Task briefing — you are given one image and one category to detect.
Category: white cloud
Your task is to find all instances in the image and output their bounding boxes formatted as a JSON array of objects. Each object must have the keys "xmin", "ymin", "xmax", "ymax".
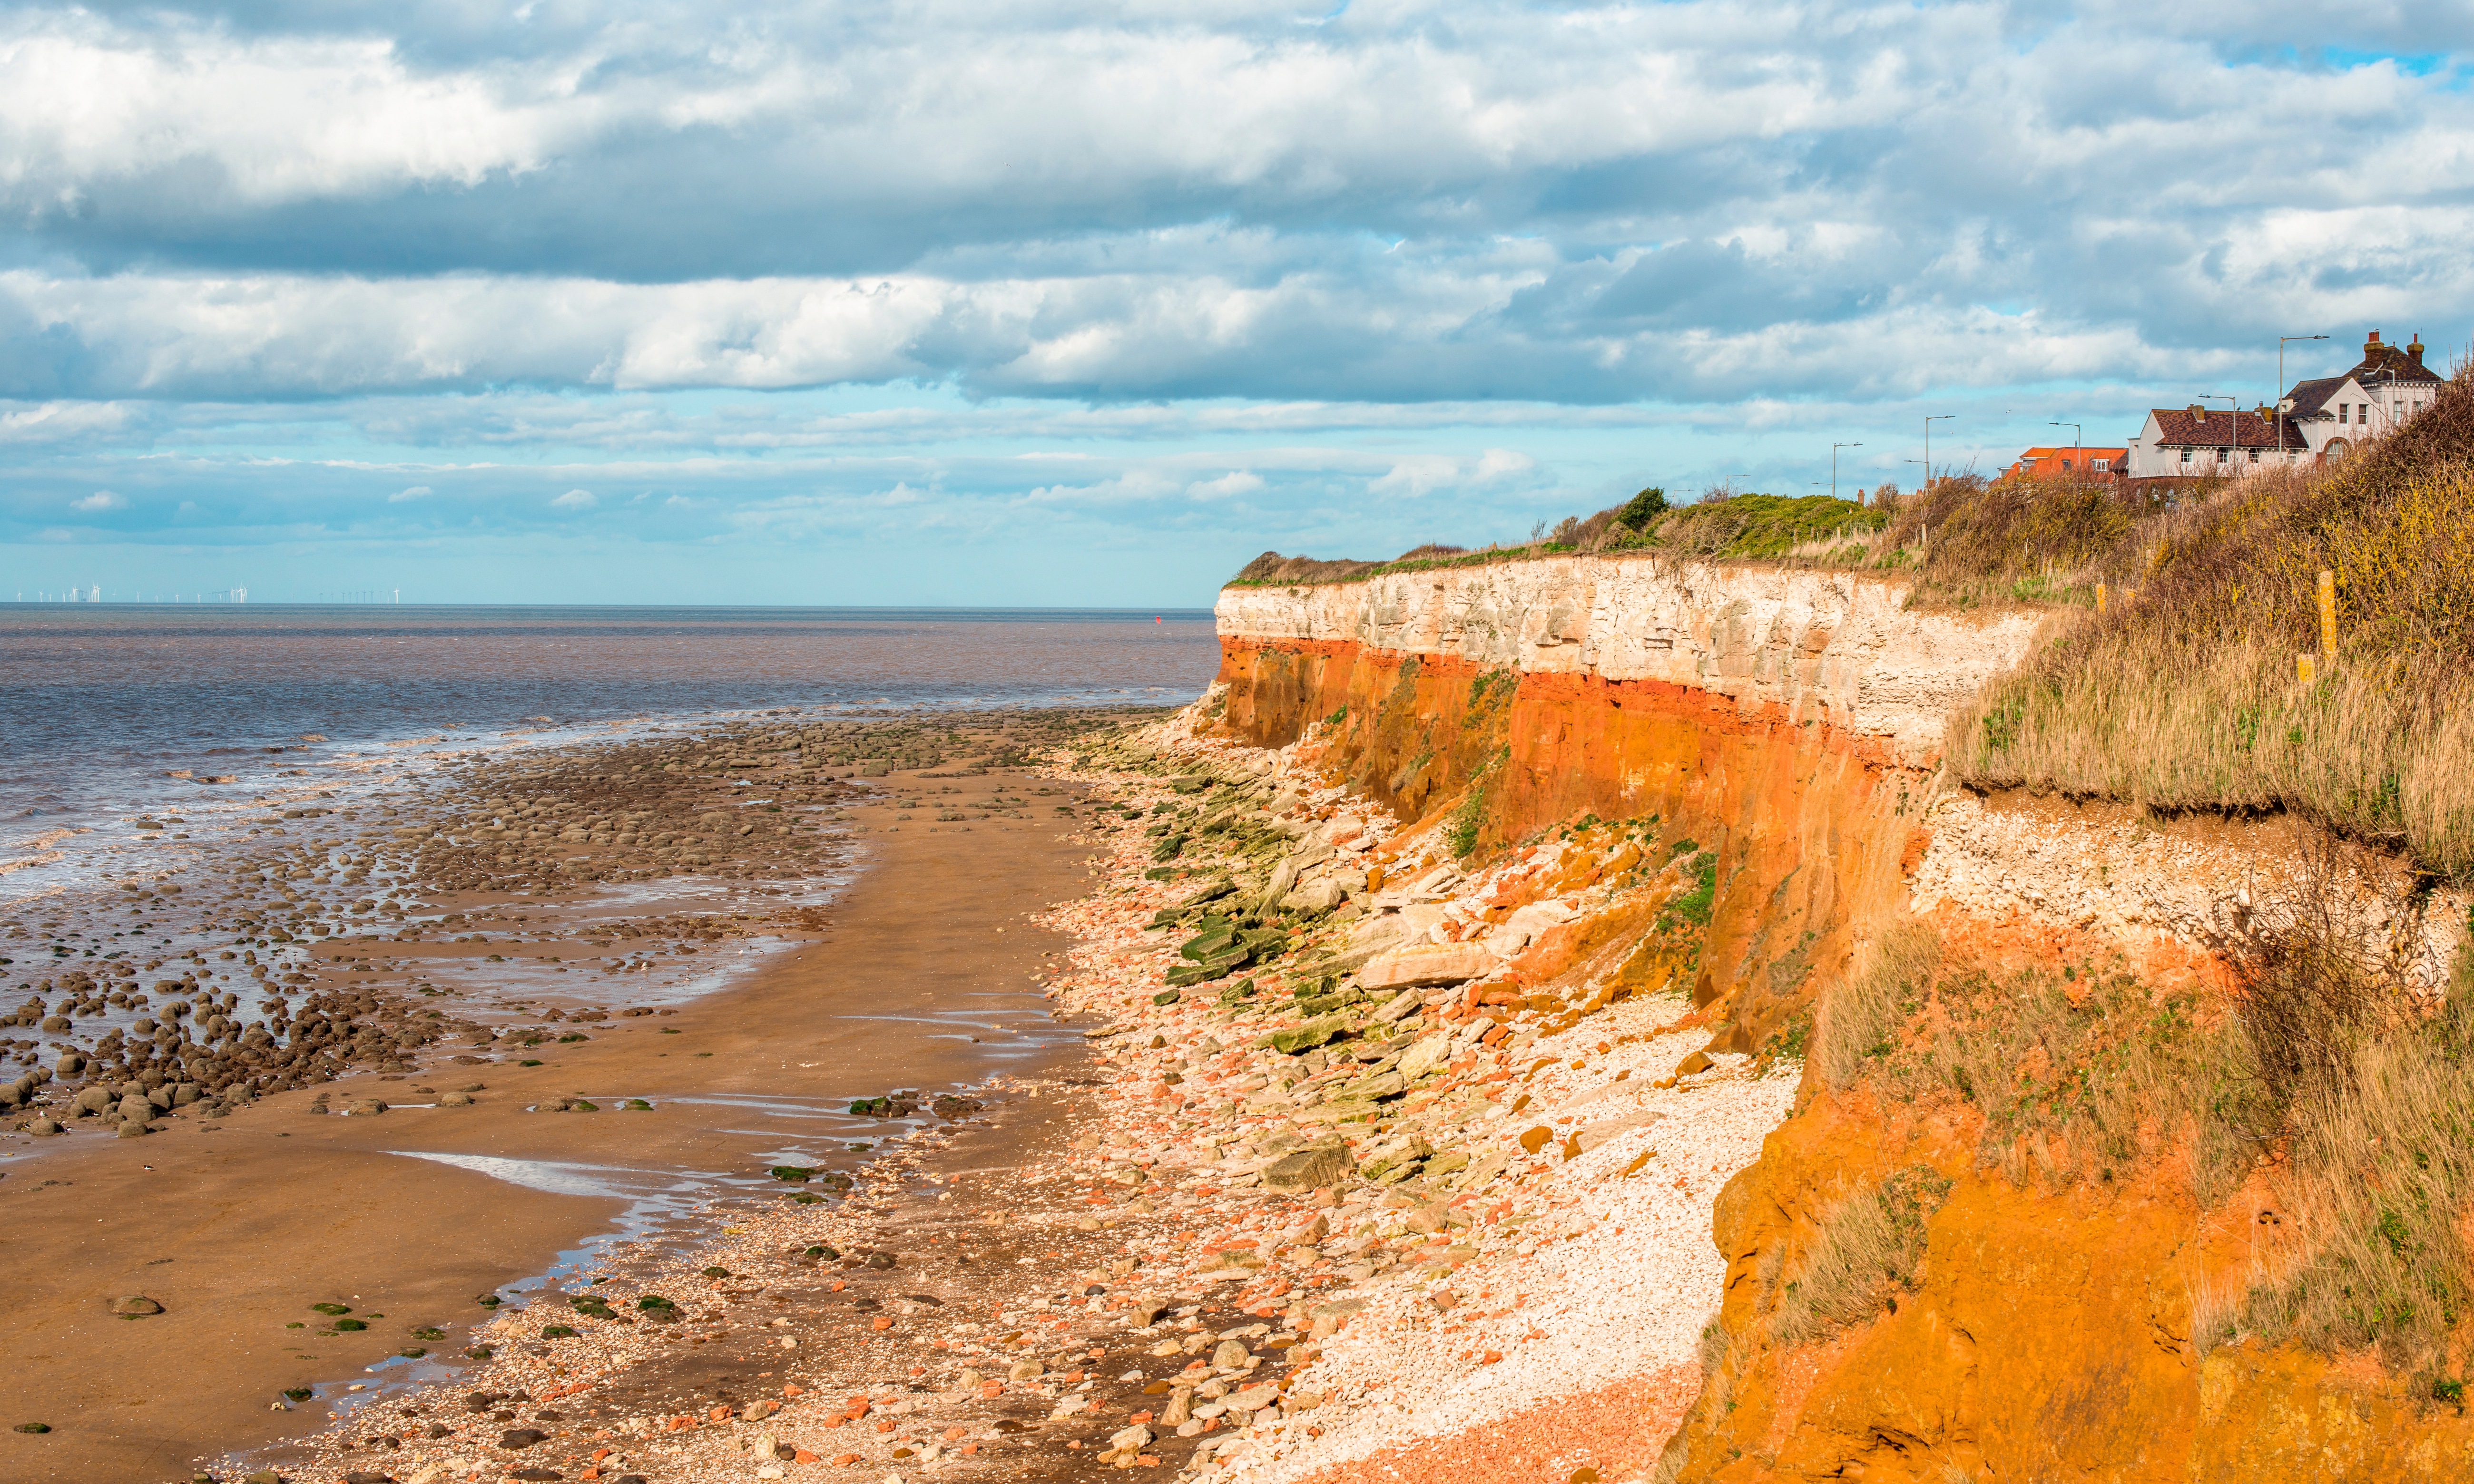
[
  {"xmin": 71, "ymin": 489, "xmax": 125, "ymax": 511},
  {"xmin": 0, "ymin": 400, "xmax": 131, "ymax": 445},
  {"xmin": 551, "ymin": 488, "xmax": 597, "ymax": 509},
  {"xmin": 1369, "ymin": 449, "xmax": 1537, "ymax": 499},
  {"xmin": 388, "ymin": 484, "xmax": 433, "ymax": 501},
  {"xmin": 1186, "ymin": 470, "xmax": 1265, "ymax": 500}
]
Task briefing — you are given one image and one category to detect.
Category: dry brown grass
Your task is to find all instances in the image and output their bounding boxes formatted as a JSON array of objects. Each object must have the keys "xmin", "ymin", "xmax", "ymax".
[
  {"xmin": 1818, "ymin": 922, "xmax": 2269, "ymax": 1203},
  {"xmin": 1817, "ymin": 923, "xmax": 1939, "ymax": 1092},
  {"xmin": 1768, "ymin": 1165, "xmax": 1951, "ymax": 1346},
  {"xmin": 2229, "ymin": 850, "xmax": 2474, "ymax": 1364},
  {"xmin": 1953, "ymin": 360, "xmax": 2474, "ymax": 880},
  {"xmin": 1884, "ymin": 472, "xmax": 2185, "ymax": 608}
]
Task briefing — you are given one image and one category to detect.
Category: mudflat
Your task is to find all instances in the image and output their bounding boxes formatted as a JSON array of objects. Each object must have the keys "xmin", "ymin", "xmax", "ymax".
[{"xmin": 0, "ymin": 769, "xmax": 1100, "ymax": 1484}]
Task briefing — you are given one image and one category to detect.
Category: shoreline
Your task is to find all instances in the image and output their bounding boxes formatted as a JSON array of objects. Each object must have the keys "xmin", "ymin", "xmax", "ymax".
[
  {"xmin": 0, "ymin": 709, "xmax": 1150, "ymax": 1483},
  {"xmin": 8, "ymin": 695, "xmax": 1787, "ymax": 1484}
]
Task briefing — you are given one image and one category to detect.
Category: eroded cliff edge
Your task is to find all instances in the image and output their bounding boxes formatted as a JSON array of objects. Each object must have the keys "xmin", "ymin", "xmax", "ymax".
[{"xmin": 1211, "ymin": 551, "xmax": 2474, "ymax": 1481}]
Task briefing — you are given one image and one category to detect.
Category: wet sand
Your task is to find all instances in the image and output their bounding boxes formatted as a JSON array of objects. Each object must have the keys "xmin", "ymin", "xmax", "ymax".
[{"xmin": 0, "ymin": 758, "xmax": 1107, "ymax": 1483}]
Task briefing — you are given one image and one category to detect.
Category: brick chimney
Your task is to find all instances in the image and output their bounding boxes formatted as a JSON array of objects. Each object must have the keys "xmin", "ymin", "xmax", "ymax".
[
  {"xmin": 2410, "ymin": 332, "xmax": 2425, "ymax": 367},
  {"xmin": 2366, "ymin": 329, "xmax": 2383, "ymax": 356}
]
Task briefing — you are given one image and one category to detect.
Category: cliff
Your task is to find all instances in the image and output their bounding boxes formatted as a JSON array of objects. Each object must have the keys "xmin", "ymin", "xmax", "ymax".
[{"xmin": 1208, "ymin": 550, "xmax": 2474, "ymax": 1481}]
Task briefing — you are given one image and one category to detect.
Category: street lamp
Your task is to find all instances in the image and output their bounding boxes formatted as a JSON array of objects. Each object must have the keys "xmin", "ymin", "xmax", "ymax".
[
  {"xmin": 2050, "ymin": 420, "xmax": 2082, "ymax": 476},
  {"xmin": 2278, "ymin": 334, "xmax": 2328, "ymax": 459},
  {"xmin": 1833, "ymin": 442, "xmax": 1863, "ymax": 502},
  {"xmin": 1923, "ymin": 414, "xmax": 1954, "ymax": 495}
]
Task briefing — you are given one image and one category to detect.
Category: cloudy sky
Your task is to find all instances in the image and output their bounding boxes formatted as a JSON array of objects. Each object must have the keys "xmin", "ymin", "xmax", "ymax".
[{"xmin": 3, "ymin": 0, "xmax": 2469, "ymax": 604}]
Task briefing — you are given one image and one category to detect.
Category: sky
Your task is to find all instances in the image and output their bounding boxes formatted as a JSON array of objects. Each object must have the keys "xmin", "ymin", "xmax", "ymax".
[{"xmin": 2, "ymin": 1, "xmax": 2471, "ymax": 606}]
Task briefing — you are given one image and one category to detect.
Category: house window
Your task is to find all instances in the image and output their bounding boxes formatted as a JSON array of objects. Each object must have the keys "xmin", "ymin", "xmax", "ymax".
[
  {"xmin": 2216, "ymin": 447, "xmax": 2229, "ymax": 464},
  {"xmin": 2338, "ymin": 404, "xmax": 2349, "ymax": 424},
  {"xmin": 2092, "ymin": 458, "xmax": 2110, "ymax": 472},
  {"xmin": 2248, "ymin": 448, "xmax": 2259, "ymax": 463},
  {"xmin": 2180, "ymin": 448, "xmax": 2192, "ymax": 465}
]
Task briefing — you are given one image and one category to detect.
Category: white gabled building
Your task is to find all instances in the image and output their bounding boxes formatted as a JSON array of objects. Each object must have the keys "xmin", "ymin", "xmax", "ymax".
[{"xmin": 2124, "ymin": 329, "xmax": 2446, "ymax": 479}]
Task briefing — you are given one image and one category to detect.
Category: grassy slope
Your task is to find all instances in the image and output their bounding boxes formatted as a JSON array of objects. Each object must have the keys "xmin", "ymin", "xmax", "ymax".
[{"xmin": 1951, "ymin": 361, "xmax": 2474, "ymax": 880}]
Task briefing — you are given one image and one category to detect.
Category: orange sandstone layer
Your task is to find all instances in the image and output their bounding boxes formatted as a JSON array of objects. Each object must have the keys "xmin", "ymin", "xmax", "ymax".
[{"xmin": 1214, "ymin": 633, "xmax": 1920, "ymax": 1054}]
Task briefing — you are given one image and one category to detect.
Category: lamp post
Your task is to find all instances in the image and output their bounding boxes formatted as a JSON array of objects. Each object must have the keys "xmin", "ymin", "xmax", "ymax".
[
  {"xmin": 2050, "ymin": 420, "xmax": 2081, "ymax": 476},
  {"xmin": 2278, "ymin": 334, "xmax": 2327, "ymax": 459},
  {"xmin": 1833, "ymin": 442, "xmax": 1862, "ymax": 502},
  {"xmin": 1923, "ymin": 414, "xmax": 1953, "ymax": 496}
]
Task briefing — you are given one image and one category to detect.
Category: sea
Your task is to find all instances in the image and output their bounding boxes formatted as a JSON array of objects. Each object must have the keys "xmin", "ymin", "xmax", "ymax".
[
  {"xmin": 0, "ymin": 603, "xmax": 1221, "ymax": 906},
  {"xmin": 0, "ymin": 603, "xmax": 1224, "ymax": 1435}
]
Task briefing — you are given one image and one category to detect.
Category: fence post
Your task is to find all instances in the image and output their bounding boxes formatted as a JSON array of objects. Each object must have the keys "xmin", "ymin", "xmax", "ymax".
[
  {"xmin": 2096, "ymin": 582, "xmax": 2107, "ymax": 615},
  {"xmin": 2299, "ymin": 653, "xmax": 2316, "ymax": 685},
  {"xmin": 2318, "ymin": 569, "xmax": 2337, "ymax": 663}
]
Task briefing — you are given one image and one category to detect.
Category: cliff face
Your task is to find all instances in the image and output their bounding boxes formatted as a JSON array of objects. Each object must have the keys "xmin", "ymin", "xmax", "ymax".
[
  {"xmin": 1217, "ymin": 556, "xmax": 2041, "ymax": 764},
  {"xmin": 1215, "ymin": 557, "xmax": 2041, "ymax": 1051},
  {"xmin": 1210, "ymin": 553, "xmax": 2474, "ymax": 1481}
]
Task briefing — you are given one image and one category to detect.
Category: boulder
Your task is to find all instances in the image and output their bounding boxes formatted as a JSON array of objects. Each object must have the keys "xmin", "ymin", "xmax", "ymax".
[
  {"xmin": 1492, "ymin": 899, "xmax": 1580, "ymax": 953},
  {"xmin": 1266, "ymin": 1015, "xmax": 1351, "ymax": 1054},
  {"xmin": 1358, "ymin": 943, "xmax": 1500, "ymax": 991},
  {"xmin": 1259, "ymin": 1141, "xmax": 1354, "ymax": 1191},
  {"xmin": 1394, "ymin": 1033, "xmax": 1454, "ymax": 1082},
  {"xmin": 1370, "ymin": 987, "xmax": 1424, "ymax": 1024}
]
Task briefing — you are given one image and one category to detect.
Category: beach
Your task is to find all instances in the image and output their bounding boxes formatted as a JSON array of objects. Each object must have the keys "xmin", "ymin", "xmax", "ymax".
[{"xmin": 7, "ymin": 690, "xmax": 1789, "ymax": 1484}]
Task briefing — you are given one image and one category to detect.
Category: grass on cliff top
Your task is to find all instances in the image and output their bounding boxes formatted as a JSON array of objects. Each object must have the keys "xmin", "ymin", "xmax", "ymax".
[
  {"xmin": 1225, "ymin": 488, "xmax": 1885, "ymax": 588},
  {"xmin": 1951, "ymin": 357, "xmax": 2474, "ymax": 880}
]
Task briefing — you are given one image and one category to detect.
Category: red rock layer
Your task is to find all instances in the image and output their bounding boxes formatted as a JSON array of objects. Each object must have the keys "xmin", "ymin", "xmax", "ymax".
[{"xmin": 1213, "ymin": 635, "xmax": 1923, "ymax": 1051}]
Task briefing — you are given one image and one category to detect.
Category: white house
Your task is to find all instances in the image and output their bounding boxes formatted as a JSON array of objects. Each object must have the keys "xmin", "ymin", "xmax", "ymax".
[{"xmin": 2124, "ymin": 330, "xmax": 2445, "ymax": 478}]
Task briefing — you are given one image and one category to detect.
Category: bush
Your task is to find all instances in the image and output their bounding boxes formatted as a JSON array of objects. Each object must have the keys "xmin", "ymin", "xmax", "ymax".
[
  {"xmin": 1654, "ymin": 494, "xmax": 1885, "ymax": 560},
  {"xmin": 1768, "ymin": 1164, "xmax": 1952, "ymax": 1346},
  {"xmin": 1816, "ymin": 924, "xmax": 1939, "ymax": 1092}
]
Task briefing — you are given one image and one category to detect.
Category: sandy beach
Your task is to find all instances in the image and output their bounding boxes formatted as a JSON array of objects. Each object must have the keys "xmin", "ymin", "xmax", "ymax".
[
  {"xmin": 0, "ymin": 710, "xmax": 1137, "ymax": 1482},
  {"xmin": 6, "ymin": 694, "xmax": 1791, "ymax": 1484}
]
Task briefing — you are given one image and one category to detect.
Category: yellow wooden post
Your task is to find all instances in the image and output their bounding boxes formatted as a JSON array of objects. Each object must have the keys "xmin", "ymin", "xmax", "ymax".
[
  {"xmin": 2096, "ymin": 582, "xmax": 2107, "ymax": 615},
  {"xmin": 2299, "ymin": 653, "xmax": 2316, "ymax": 684},
  {"xmin": 2318, "ymin": 569, "xmax": 2337, "ymax": 663}
]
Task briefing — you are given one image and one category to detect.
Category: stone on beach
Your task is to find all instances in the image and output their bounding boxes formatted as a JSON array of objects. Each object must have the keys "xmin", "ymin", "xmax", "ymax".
[
  {"xmin": 1358, "ymin": 942, "xmax": 1500, "ymax": 991},
  {"xmin": 1260, "ymin": 1141, "xmax": 1355, "ymax": 1191}
]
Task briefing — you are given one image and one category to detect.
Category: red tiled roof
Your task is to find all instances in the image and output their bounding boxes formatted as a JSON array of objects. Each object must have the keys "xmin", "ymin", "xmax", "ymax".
[
  {"xmin": 2150, "ymin": 408, "xmax": 2301, "ymax": 449},
  {"xmin": 2349, "ymin": 331, "xmax": 2443, "ymax": 387}
]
